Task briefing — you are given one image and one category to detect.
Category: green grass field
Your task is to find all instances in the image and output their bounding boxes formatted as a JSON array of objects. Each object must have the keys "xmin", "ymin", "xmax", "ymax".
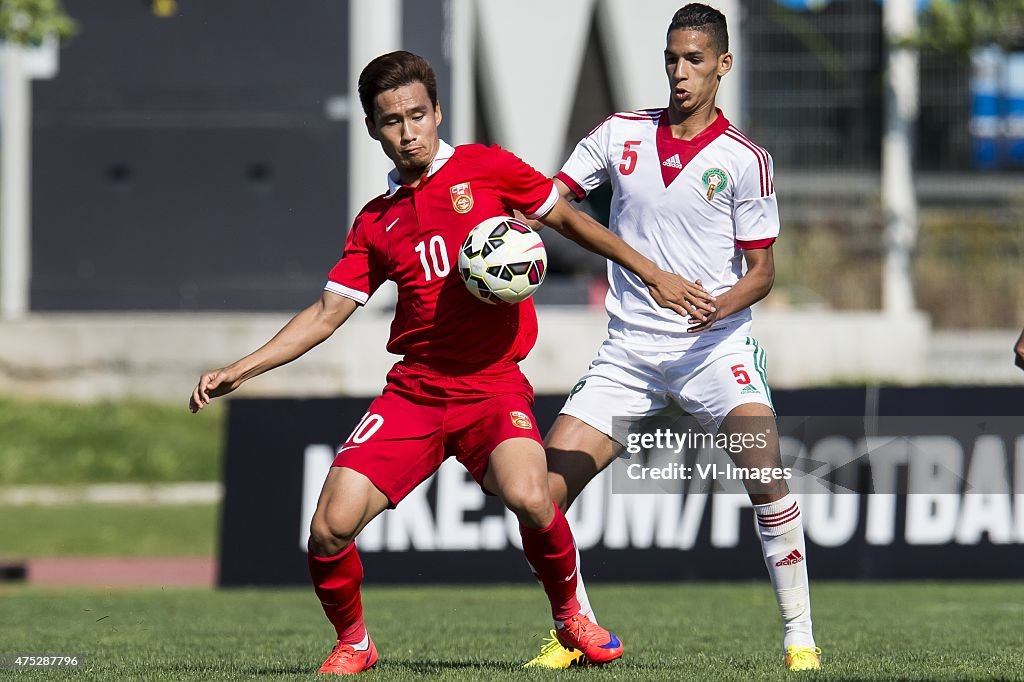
[
  {"xmin": 1, "ymin": 582, "xmax": 1022, "ymax": 681},
  {"xmin": 2, "ymin": 401, "xmax": 1022, "ymax": 680},
  {"xmin": 0, "ymin": 398, "xmax": 223, "ymax": 485},
  {"xmin": 0, "ymin": 503, "xmax": 217, "ymax": 557}
]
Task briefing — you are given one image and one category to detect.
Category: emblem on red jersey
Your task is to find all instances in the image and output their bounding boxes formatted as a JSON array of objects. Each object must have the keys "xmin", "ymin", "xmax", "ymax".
[
  {"xmin": 450, "ymin": 182, "xmax": 474, "ymax": 213},
  {"xmin": 510, "ymin": 410, "xmax": 533, "ymax": 429},
  {"xmin": 702, "ymin": 168, "xmax": 728, "ymax": 201}
]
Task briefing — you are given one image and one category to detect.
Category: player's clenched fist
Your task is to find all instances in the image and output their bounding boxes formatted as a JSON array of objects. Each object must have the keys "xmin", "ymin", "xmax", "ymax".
[{"xmin": 189, "ymin": 367, "xmax": 242, "ymax": 413}]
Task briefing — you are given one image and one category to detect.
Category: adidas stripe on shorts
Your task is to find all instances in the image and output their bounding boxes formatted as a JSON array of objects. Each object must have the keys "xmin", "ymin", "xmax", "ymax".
[{"xmin": 559, "ymin": 323, "xmax": 774, "ymax": 441}]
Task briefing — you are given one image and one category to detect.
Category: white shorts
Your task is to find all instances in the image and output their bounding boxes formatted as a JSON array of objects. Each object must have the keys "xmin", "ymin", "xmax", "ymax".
[{"xmin": 559, "ymin": 326, "xmax": 774, "ymax": 441}]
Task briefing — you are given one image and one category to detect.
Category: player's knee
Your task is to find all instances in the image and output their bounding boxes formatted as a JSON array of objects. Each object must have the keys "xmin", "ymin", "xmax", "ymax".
[
  {"xmin": 309, "ymin": 510, "xmax": 358, "ymax": 556},
  {"xmin": 503, "ymin": 483, "xmax": 554, "ymax": 527}
]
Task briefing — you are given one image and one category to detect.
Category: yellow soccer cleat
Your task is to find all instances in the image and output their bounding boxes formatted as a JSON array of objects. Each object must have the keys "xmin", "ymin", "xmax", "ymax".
[
  {"xmin": 784, "ymin": 645, "xmax": 822, "ymax": 671},
  {"xmin": 523, "ymin": 629, "xmax": 585, "ymax": 669}
]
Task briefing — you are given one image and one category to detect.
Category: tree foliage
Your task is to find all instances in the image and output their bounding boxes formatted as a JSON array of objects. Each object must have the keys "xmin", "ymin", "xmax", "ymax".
[
  {"xmin": 0, "ymin": 0, "xmax": 76, "ymax": 46},
  {"xmin": 909, "ymin": 0, "xmax": 1024, "ymax": 55}
]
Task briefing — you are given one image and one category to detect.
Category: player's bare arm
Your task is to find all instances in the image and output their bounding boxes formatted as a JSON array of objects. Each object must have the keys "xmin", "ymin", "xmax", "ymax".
[
  {"xmin": 511, "ymin": 177, "xmax": 580, "ymax": 225},
  {"xmin": 1015, "ymin": 327, "xmax": 1024, "ymax": 371},
  {"xmin": 189, "ymin": 292, "xmax": 358, "ymax": 412},
  {"xmin": 510, "ymin": 176, "xmax": 596, "ymax": 231},
  {"xmin": 513, "ymin": 179, "xmax": 589, "ymax": 230},
  {"xmin": 541, "ymin": 191, "xmax": 716, "ymax": 321},
  {"xmin": 688, "ymin": 245, "xmax": 774, "ymax": 333}
]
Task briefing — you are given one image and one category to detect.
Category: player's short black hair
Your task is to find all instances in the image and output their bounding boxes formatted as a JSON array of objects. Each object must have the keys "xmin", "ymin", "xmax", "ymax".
[
  {"xmin": 358, "ymin": 50, "xmax": 439, "ymax": 120},
  {"xmin": 668, "ymin": 3, "xmax": 729, "ymax": 55}
]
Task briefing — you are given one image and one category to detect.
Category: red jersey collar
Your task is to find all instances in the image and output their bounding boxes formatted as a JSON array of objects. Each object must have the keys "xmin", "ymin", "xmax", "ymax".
[{"xmin": 385, "ymin": 139, "xmax": 456, "ymax": 198}]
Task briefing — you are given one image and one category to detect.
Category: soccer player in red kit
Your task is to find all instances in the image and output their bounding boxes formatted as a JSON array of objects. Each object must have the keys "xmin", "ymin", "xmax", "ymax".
[{"xmin": 189, "ymin": 51, "xmax": 712, "ymax": 675}]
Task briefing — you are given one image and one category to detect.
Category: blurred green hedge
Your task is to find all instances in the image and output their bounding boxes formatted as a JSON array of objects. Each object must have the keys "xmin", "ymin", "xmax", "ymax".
[
  {"xmin": 773, "ymin": 205, "xmax": 1024, "ymax": 328},
  {"xmin": 0, "ymin": 398, "xmax": 223, "ymax": 484}
]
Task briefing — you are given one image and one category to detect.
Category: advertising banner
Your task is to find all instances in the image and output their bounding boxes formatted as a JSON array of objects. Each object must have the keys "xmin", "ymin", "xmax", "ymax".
[{"xmin": 219, "ymin": 388, "xmax": 1024, "ymax": 586}]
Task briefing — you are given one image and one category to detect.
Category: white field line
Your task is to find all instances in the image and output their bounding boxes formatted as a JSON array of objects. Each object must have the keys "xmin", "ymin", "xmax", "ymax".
[{"xmin": 0, "ymin": 482, "xmax": 222, "ymax": 506}]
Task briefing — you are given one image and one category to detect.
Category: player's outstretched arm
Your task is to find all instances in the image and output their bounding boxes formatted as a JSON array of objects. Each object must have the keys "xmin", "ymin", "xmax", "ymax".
[
  {"xmin": 689, "ymin": 246, "xmax": 775, "ymax": 333},
  {"xmin": 189, "ymin": 291, "xmax": 359, "ymax": 413},
  {"xmin": 540, "ymin": 192, "xmax": 716, "ymax": 321},
  {"xmin": 1014, "ymin": 327, "xmax": 1024, "ymax": 371},
  {"xmin": 514, "ymin": 179, "xmax": 579, "ymax": 231}
]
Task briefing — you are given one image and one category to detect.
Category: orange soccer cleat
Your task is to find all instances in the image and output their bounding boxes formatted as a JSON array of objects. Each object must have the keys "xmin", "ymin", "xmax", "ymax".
[
  {"xmin": 316, "ymin": 636, "xmax": 378, "ymax": 675},
  {"xmin": 555, "ymin": 613, "xmax": 623, "ymax": 665}
]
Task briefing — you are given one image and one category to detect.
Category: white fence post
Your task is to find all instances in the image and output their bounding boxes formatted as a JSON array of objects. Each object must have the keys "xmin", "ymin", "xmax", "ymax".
[{"xmin": 882, "ymin": 0, "xmax": 919, "ymax": 316}]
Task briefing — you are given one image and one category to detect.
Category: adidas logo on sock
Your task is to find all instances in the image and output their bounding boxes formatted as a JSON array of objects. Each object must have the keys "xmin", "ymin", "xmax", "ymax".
[
  {"xmin": 775, "ymin": 549, "xmax": 804, "ymax": 567},
  {"xmin": 661, "ymin": 153, "xmax": 682, "ymax": 169}
]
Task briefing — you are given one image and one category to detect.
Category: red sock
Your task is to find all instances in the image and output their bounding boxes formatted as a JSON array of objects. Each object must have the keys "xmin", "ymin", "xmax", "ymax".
[
  {"xmin": 520, "ymin": 504, "xmax": 581, "ymax": 622},
  {"xmin": 307, "ymin": 542, "xmax": 367, "ymax": 645}
]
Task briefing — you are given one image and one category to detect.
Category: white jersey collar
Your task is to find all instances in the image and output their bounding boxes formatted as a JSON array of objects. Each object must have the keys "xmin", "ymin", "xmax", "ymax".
[{"xmin": 385, "ymin": 139, "xmax": 456, "ymax": 197}]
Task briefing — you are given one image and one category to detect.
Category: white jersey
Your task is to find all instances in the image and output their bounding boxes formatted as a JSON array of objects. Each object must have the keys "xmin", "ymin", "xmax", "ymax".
[{"xmin": 557, "ymin": 108, "xmax": 779, "ymax": 348}]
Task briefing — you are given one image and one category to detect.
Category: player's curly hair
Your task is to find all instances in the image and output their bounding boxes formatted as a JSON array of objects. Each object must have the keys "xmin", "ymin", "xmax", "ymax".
[
  {"xmin": 358, "ymin": 51, "xmax": 439, "ymax": 120},
  {"xmin": 668, "ymin": 3, "xmax": 729, "ymax": 55}
]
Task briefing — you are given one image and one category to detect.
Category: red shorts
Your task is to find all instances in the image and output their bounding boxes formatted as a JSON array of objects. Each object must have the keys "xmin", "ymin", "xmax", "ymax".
[{"xmin": 332, "ymin": 361, "xmax": 543, "ymax": 506}]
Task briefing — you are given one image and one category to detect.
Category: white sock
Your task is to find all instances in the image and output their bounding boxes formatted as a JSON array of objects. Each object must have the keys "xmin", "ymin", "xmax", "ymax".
[
  {"xmin": 574, "ymin": 544, "xmax": 596, "ymax": 623},
  {"xmin": 350, "ymin": 632, "xmax": 369, "ymax": 651},
  {"xmin": 553, "ymin": 544, "xmax": 597, "ymax": 629},
  {"xmin": 753, "ymin": 494, "xmax": 815, "ymax": 651}
]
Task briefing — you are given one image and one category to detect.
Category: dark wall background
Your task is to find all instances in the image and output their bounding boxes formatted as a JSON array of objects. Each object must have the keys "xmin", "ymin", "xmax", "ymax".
[
  {"xmin": 31, "ymin": 0, "xmax": 449, "ymax": 311},
  {"xmin": 219, "ymin": 387, "xmax": 1024, "ymax": 587}
]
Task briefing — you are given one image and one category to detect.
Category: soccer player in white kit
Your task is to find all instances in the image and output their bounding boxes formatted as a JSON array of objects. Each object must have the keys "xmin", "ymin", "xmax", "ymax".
[{"xmin": 525, "ymin": 4, "xmax": 821, "ymax": 672}]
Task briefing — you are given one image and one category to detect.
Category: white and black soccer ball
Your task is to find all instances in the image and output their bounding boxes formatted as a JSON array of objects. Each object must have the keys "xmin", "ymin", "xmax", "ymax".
[{"xmin": 458, "ymin": 216, "xmax": 547, "ymax": 304}]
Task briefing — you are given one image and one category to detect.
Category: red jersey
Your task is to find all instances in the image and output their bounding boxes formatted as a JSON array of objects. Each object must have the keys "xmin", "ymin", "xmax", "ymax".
[{"xmin": 326, "ymin": 141, "xmax": 558, "ymax": 374}]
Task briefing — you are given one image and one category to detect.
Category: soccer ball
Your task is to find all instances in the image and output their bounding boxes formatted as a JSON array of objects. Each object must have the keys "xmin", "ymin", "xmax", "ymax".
[{"xmin": 458, "ymin": 216, "xmax": 547, "ymax": 304}]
